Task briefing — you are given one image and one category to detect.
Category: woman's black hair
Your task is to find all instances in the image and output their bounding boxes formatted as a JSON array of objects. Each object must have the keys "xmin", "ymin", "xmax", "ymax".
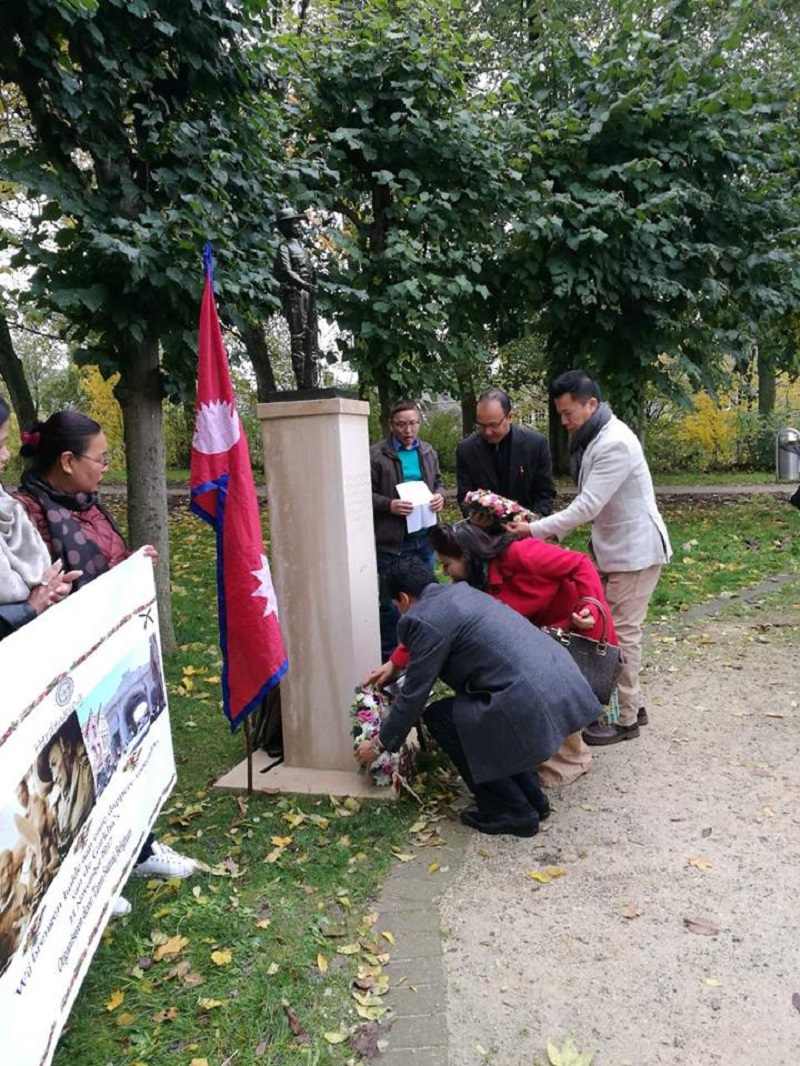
[
  {"xmin": 0, "ymin": 396, "xmax": 10, "ymax": 424},
  {"xmin": 19, "ymin": 410, "xmax": 102, "ymax": 475},
  {"xmin": 428, "ymin": 523, "xmax": 518, "ymax": 591}
]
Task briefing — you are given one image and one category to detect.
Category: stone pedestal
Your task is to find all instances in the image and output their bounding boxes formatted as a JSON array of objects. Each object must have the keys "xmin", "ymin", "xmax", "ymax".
[{"xmin": 215, "ymin": 393, "xmax": 386, "ymax": 798}]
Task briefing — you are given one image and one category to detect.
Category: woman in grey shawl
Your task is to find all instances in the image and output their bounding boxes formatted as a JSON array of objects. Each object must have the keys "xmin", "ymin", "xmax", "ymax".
[{"xmin": 0, "ymin": 396, "xmax": 80, "ymax": 637}]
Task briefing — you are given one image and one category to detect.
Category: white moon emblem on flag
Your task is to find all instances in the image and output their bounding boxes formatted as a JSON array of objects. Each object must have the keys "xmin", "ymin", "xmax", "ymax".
[
  {"xmin": 193, "ymin": 400, "xmax": 241, "ymax": 454},
  {"xmin": 251, "ymin": 554, "xmax": 279, "ymax": 618}
]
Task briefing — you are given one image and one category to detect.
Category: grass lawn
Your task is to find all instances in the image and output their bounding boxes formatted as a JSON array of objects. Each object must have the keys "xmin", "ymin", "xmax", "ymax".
[{"xmin": 51, "ymin": 494, "xmax": 800, "ymax": 1066}]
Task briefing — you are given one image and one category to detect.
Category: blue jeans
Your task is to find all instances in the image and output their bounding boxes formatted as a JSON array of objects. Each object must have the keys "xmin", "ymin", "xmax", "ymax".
[{"xmin": 376, "ymin": 535, "xmax": 435, "ymax": 659}]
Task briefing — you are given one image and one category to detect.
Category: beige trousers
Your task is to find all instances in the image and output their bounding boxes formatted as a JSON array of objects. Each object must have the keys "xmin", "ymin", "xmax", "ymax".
[{"xmin": 601, "ymin": 564, "xmax": 662, "ymax": 727}]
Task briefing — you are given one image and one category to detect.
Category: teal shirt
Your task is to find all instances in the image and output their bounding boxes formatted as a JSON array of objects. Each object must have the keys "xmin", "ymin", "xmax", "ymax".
[{"xmin": 395, "ymin": 443, "xmax": 423, "ymax": 482}]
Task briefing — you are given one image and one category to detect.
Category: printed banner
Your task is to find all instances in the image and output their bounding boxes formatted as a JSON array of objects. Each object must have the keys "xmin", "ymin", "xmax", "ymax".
[{"xmin": 0, "ymin": 551, "xmax": 176, "ymax": 1066}]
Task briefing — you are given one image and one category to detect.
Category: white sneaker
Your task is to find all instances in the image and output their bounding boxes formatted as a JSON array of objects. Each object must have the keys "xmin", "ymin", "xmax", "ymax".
[
  {"xmin": 130, "ymin": 841, "xmax": 197, "ymax": 879},
  {"xmin": 111, "ymin": 895, "xmax": 132, "ymax": 918}
]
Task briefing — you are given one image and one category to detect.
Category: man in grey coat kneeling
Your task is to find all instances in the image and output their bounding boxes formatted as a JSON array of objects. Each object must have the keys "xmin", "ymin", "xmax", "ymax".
[{"xmin": 356, "ymin": 557, "xmax": 602, "ymax": 837}]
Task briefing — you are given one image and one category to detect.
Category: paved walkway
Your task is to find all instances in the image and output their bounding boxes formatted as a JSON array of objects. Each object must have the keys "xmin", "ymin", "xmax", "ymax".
[{"xmin": 103, "ymin": 481, "xmax": 795, "ymax": 500}]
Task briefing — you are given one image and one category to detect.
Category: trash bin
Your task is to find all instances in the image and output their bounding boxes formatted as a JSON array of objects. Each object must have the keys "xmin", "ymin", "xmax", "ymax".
[{"xmin": 775, "ymin": 427, "xmax": 800, "ymax": 481}]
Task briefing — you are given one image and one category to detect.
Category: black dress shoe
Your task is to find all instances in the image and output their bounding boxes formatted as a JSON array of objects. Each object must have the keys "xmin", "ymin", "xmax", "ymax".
[
  {"xmin": 583, "ymin": 721, "xmax": 640, "ymax": 746},
  {"xmin": 459, "ymin": 808, "xmax": 540, "ymax": 837}
]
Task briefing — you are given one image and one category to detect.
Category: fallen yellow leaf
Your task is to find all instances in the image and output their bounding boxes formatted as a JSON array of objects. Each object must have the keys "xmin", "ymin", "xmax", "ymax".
[
  {"xmin": 381, "ymin": 931, "xmax": 396, "ymax": 944},
  {"xmin": 283, "ymin": 813, "xmax": 306, "ymax": 828},
  {"xmin": 546, "ymin": 1036, "xmax": 595, "ymax": 1065},
  {"xmin": 211, "ymin": 949, "xmax": 232, "ymax": 966},
  {"xmin": 105, "ymin": 989, "xmax": 124, "ymax": 1012},
  {"xmin": 323, "ymin": 1031, "xmax": 348, "ymax": 1044},
  {"xmin": 267, "ymin": 962, "xmax": 279, "ymax": 975},
  {"xmin": 153, "ymin": 935, "xmax": 189, "ymax": 961},
  {"xmin": 255, "ymin": 918, "xmax": 271, "ymax": 929},
  {"xmin": 116, "ymin": 1012, "xmax": 135, "ymax": 1027},
  {"xmin": 317, "ymin": 954, "xmax": 328, "ymax": 974},
  {"xmin": 527, "ymin": 867, "xmax": 567, "ymax": 884},
  {"xmin": 702, "ymin": 978, "xmax": 723, "ymax": 987},
  {"xmin": 270, "ymin": 835, "xmax": 292, "ymax": 847},
  {"xmin": 687, "ymin": 857, "xmax": 713, "ymax": 870},
  {"xmin": 337, "ymin": 943, "xmax": 361, "ymax": 955},
  {"xmin": 356, "ymin": 1002, "xmax": 388, "ymax": 1020},
  {"xmin": 198, "ymin": 998, "xmax": 228, "ymax": 1009},
  {"xmin": 428, "ymin": 862, "xmax": 440, "ymax": 874}
]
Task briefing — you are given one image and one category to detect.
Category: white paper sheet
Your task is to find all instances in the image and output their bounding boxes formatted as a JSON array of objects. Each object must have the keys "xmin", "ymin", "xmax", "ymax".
[{"xmin": 396, "ymin": 481, "xmax": 437, "ymax": 534}]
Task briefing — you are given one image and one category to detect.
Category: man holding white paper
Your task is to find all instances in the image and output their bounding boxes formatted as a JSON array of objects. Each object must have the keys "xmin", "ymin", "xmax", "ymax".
[{"xmin": 371, "ymin": 400, "xmax": 444, "ymax": 658}]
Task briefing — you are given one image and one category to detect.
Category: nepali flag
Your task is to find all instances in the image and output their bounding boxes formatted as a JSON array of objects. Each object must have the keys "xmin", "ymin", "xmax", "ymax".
[{"xmin": 190, "ymin": 243, "xmax": 288, "ymax": 730}]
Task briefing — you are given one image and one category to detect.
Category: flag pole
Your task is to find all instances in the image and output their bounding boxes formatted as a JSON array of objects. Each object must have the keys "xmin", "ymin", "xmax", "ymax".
[{"xmin": 243, "ymin": 716, "xmax": 254, "ymax": 795}]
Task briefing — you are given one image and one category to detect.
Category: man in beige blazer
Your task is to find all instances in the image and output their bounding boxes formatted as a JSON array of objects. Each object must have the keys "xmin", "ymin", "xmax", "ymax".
[{"xmin": 510, "ymin": 370, "xmax": 671, "ymax": 744}]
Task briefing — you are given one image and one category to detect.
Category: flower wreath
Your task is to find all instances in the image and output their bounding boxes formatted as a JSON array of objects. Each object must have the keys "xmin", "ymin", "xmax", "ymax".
[
  {"xmin": 464, "ymin": 488, "xmax": 536, "ymax": 525},
  {"xmin": 351, "ymin": 685, "xmax": 416, "ymax": 791}
]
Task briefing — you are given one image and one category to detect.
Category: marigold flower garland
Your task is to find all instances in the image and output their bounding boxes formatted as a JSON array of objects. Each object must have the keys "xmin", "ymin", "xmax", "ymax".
[
  {"xmin": 351, "ymin": 685, "xmax": 416, "ymax": 791},
  {"xmin": 464, "ymin": 488, "xmax": 536, "ymax": 525}
]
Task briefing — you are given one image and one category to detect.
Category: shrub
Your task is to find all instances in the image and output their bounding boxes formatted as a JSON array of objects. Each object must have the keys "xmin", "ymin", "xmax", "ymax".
[{"xmin": 420, "ymin": 407, "xmax": 461, "ymax": 478}]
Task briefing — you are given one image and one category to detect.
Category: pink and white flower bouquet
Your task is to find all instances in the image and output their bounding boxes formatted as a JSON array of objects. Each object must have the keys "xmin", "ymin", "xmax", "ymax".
[
  {"xmin": 351, "ymin": 685, "xmax": 416, "ymax": 791},
  {"xmin": 464, "ymin": 488, "xmax": 536, "ymax": 525}
]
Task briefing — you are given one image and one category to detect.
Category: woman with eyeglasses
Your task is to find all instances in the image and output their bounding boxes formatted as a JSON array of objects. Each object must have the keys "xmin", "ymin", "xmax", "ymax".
[
  {"xmin": 15, "ymin": 412, "xmax": 129, "ymax": 588},
  {"xmin": 15, "ymin": 410, "xmax": 197, "ymax": 898},
  {"xmin": 0, "ymin": 398, "xmax": 81, "ymax": 639}
]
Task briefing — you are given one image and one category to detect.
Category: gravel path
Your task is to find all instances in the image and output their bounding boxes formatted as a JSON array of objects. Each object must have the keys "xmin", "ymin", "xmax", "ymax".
[{"xmin": 379, "ymin": 576, "xmax": 800, "ymax": 1065}]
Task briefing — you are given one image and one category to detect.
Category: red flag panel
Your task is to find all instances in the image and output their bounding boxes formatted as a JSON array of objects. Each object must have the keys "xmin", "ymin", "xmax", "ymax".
[{"xmin": 190, "ymin": 245, "xmax": 288, "ymax": 730}]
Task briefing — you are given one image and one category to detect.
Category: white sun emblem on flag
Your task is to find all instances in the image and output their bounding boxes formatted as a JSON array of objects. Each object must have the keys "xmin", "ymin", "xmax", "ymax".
[
  {"xmin": 193, "ymin": 399, "xmax": 241, "ymax": 454},
  {"xmin": 251, "ymin": 554, "xmax": 279, "ymax": 618}
]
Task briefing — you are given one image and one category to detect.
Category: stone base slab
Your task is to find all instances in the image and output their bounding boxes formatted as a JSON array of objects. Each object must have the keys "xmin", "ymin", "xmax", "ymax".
[{"xmin": 214, "ymin": 749, "xmax": 397, "ymax": 800}]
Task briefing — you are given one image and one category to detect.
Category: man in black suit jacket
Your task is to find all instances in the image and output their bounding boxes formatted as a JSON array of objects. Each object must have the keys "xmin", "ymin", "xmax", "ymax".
[{"xmin": 456, "ymin": 388, "xmax": 556, "ymax": 517}]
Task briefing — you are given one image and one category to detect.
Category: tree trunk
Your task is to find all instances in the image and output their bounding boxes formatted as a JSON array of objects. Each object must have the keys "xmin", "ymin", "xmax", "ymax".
[
  {"xmin": 757, "ymin": 345, "xmax": 776, "ymax": 417},
  {"xmin": 114, "ymin": 337, "xmax": 175, "ymax": 651},
  {"xmin": 0, "ymin": 312, "xmax": 37, "ymax": 429},
  {"xmin": 242, "ymin": 323, "xmax": 277, "ymax": 402},
  {"xmin": 457, "ymin": 370, "xmax": 477, "ymax": 438}
]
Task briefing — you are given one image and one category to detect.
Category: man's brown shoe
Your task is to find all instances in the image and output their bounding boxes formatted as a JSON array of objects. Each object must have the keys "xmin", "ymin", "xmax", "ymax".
[{"xmin": 583, "ymin": 722, "xmax": 640, "ymax": 746}]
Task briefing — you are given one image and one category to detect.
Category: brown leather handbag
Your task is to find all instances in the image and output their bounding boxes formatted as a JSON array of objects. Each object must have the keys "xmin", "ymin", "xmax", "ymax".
[{"xmin": 543, "ymin": 596, "xmax": 623, "ymax": 705}]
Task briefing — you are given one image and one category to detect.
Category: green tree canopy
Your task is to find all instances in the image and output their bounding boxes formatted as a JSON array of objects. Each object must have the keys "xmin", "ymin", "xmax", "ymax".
[
  {"xmin": 498, "ymin": 0, "xmax": 800, "ymax": 422},
  {"xmin": 0, "ymin": 0, "xmax": 291, "ymax": 643},
  {"xmin": 286, "ymin": 0, "xmax": 512, "ymax": 414}
]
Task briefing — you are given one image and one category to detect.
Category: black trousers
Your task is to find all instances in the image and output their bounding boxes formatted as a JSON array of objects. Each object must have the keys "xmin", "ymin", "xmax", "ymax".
[{"xmin": 423, "ymin": 697, "xmax": 549, "ymax": 819}]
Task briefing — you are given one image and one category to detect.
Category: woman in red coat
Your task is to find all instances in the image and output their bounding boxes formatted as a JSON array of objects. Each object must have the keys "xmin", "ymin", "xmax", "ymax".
[
  {"xmin": 429, "ymin": 522, "xmax": 617, "ymax": 644},
  {"xmin": 15, "ymin": 411, "xmax": 196, "ymax": 908}
]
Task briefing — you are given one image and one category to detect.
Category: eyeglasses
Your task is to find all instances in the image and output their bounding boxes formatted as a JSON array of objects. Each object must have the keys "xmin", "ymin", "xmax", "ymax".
[
  {"xmin": 81, "ymin": 452, "xmax": 110, "ymax": 468},
  {"xmin": 391, "ymin": 420, "xmax": 420, "ymax": 430},
  {"xmin": 475, "ymin": 415, "xmax": 508, "ymax": 431}
]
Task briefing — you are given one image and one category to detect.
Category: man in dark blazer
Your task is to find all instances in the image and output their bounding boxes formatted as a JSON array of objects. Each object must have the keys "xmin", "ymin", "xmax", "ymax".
[
  {"xmin": 456, "ymin": 388, "xmax": 556, "ymax": 517},
  {"xmin": 356, "ymin": 557, "xmax": 601, "ymax": 837}
]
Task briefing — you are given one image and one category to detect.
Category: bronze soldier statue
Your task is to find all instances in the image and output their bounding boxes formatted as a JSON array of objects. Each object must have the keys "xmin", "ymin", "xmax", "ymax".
[{"xmin": 273, "ymin": 207, "xmax": 320, "ymax": 390}]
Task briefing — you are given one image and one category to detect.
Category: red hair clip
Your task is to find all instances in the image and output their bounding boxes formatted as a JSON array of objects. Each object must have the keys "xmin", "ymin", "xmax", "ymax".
[{"xmin": 21, "ymin": 429, "xmax": 41, "ymax": 450}]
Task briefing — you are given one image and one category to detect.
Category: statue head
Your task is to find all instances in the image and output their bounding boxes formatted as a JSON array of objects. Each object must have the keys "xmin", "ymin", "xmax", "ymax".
[{"xmin": 276, "ymin": 206, "xmax": 304, "ymax": 237}]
